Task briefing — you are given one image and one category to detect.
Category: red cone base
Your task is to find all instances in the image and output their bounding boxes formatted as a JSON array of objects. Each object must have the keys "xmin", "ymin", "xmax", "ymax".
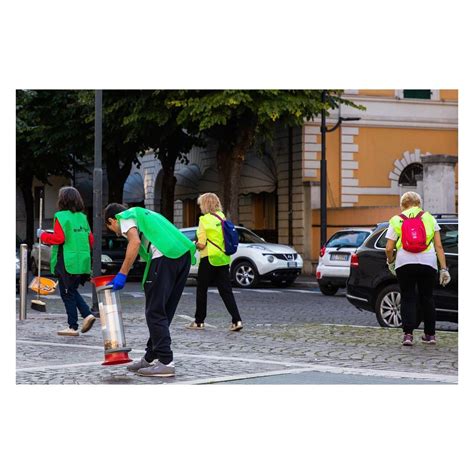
[{"xmin": 102, "ymin": 351, "xmax": 133, "ymax": 366}]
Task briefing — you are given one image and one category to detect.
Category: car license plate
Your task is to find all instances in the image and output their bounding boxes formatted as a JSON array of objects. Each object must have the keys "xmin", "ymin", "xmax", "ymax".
[
  {"xmin": 330, "ymin": 253, "xmax": 350, "ymax": 261},
  {"xmin": 287, "ymin": 262, "xmax": 298, "ymax": 268}
]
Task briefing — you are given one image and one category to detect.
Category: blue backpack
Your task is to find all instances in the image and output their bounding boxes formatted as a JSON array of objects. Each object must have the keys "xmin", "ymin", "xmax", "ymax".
[{"xmin": 210, "ymin": 212, "xmax": 239, "ymax": 256}]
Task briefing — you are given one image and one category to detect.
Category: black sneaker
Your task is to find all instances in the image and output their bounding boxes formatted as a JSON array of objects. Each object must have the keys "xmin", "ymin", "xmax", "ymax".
[{"xmin": 402, "ymin": 334, "xmax": 414, "ymax": 346}]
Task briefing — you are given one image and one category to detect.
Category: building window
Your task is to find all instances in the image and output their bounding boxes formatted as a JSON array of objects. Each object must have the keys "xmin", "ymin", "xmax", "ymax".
[
  {"xmin": 399, "ymin": 163, "xmax": 423, "ymax": 186},
  {"xmin": 403, "ymin": 90, "xmax": 432, "ymax": 99}
]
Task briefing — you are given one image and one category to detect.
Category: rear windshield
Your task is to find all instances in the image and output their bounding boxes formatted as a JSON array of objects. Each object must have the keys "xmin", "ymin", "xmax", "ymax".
[{"xmin": 326, "ymin": 231, "xmax": 370, "ymax": 248}]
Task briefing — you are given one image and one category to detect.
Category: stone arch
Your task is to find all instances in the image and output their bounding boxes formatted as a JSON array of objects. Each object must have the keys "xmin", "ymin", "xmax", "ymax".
[{"xmin": 388, "ymin": 149, "xmax": 430, "ymax": 193}]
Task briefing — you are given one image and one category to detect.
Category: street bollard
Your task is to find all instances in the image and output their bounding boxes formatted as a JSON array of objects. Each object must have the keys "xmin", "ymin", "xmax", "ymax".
[
  {"xmin": 91, "ymin": 275, "xmax": 132, "ymax": 365},
  {"xmin": 19, "ymin": 244, "xmax": 28, "ymax": 320}
]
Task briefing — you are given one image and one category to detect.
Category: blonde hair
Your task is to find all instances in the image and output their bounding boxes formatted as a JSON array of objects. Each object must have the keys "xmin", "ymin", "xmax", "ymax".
[
  {"xmin": 400, "ymin": 191, "xmax": 422, "ymax": 210},
  {"xmin": 197, "ymin": 193, "xmax": 223, "ymax": 214}
]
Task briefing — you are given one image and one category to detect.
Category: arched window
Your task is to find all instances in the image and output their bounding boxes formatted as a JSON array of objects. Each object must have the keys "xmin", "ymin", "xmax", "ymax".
[{"xmin": 399, "ymin": 163, "xmax": 423, "ymax": 186}]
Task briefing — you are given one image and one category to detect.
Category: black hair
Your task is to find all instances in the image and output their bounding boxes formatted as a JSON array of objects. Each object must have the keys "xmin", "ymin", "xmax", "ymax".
[
  {"xmin": 104, "ymin": 203, "xmax": 127, "ymax": 224},
  {"xmin": 57, "ymin": 186, "xmax": 85, "ymax": 212}
]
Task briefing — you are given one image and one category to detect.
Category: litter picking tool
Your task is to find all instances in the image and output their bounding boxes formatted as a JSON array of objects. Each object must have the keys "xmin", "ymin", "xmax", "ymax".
[
  {"xmin": 92, "ymin": 275, "xmax": 132, "ymax": 365},
  {"xmin": 31, "ymin": 192, "xmax": 47, "ymax": 312}
]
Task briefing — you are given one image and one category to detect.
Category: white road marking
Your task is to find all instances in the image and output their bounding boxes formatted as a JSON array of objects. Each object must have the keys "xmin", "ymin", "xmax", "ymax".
[
  {"xmin": 208, "ymin": 289, "xmax": 241, "ymax": 294},
  {"xmin": 17, "ymin": 340, "xmax": 104, "ymax": 350},
  {"xmin": 16, "ymin": 339, "xmax": 457, "ymax": 383},
  {"xmin": 17, "ymin": 361, "xmax": 104, "ymax": 372},
  {"xmin": 175, "ymin": 314, "xmax": 217, "ymax": 328},
  {"xmin": 245, "ymin": 289, "xmax": 281, "ymax": 294},
  {"xmin": 125, "ymin": 292, "xmax": 145, "ymax": 298},
  {"xmin": 286, "ymin": 289, "xmax": 320, "ymax": 294}
]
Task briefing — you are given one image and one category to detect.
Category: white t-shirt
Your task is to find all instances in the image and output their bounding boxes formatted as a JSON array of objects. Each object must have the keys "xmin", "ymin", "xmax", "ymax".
[
  {"xmin": 119, "ymin": 217, "xmax": 163, "ymax": 259},
  {"xmin": 386, "ymin": 221, "xmax": 440, "ymax": 270}
]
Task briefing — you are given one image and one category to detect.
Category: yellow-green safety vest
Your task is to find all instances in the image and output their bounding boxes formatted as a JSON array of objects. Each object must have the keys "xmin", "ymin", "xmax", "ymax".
[
  {"xmin": 388, "ymin": 206, "xmax": 437, "ymax": 252},
  {"xmin": 198, "ymin": 211, "xmax": 231, "ymax": 266}
]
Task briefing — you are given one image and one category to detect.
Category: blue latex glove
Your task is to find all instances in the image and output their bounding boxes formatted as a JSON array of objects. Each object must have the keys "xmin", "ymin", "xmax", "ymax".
[
  {"xmin": 111, "ymin": 272, "xmax": 127, "ymax": 291},
  {"xmin": 36, "ymin": 228, "xmax": 44, "ymax": 239}
]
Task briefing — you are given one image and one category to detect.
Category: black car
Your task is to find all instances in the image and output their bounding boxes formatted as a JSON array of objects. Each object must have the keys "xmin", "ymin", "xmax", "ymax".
[
  {"xmin": 346, "ymin": 216, "xmax": 458, "ymax": 328},
  {"xmin": 100, "ymin": 234, "xmax": 146, "ymax": 281}
]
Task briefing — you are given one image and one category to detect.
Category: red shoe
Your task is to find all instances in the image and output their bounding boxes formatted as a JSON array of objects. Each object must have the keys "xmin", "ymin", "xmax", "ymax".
[{"xmin": 402, "ymin": 334, "xmax": 414, "ymax": 346}]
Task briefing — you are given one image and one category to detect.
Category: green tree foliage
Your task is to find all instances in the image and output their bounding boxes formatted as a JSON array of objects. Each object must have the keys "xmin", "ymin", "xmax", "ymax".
[
  {"xmin": 168, "ymin": 90, "xmax": 361, "ymax": 221},
  {"xmin": 16, "ymin": 90, "xmax": 92, "ymax": 245}
]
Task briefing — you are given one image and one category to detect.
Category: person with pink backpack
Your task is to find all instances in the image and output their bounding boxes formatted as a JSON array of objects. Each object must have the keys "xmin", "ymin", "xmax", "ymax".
[{"xmin": 385, "ymin": 192, "xmax": 451, "ymax": 346}]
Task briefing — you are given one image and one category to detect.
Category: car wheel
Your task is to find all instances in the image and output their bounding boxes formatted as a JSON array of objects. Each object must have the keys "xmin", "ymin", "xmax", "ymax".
[
  {"xmin": 271, "ymin": 277, "xmax": 297, "ymax": 288},
  {"xmin": 318, "ymin": 282, "xmax": 338, "ymax": 296},
  {"xmin": 232, "ymin": 261, "xmax": 260, "ymax": 288},
  {"xmin": 375, "ymin": 284, "xmax": 403, "ymax": 328}
]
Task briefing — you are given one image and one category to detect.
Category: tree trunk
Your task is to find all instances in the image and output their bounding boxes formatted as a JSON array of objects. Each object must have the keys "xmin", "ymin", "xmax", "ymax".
[
  {"xmin": 160, "ymin": 158, "xmax": 177, "ymax": 222},
  {"xmin": 19, "ymin": 175, "xmax": 34, "ymax": 248},
  {"xmin": 217, "ymin": 148, "xmax": 244, "ymax": 223},
  {"xmin": 216, "ymin": 127, "xmax": 255, "ymax": 223},
  {"xmin": 105, "ymin": 152, "xmax": 133, "ymax": 204}
]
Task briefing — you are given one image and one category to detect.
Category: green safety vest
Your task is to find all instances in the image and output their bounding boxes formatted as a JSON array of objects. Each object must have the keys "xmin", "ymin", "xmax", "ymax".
[
  {"xmin": 198, "ymin": 211, "xmax": 231, "ymax": 266},
  {"xmin": 389, "ymin": 206, "xmax": 437, "ymax": 252},
  {"xmin": 116, "ymin": 207, "xmax": 196, "ymax": 286},
  {"xmin": 50, "ymin": 211, "xmax": 91, "ymax": 275}
]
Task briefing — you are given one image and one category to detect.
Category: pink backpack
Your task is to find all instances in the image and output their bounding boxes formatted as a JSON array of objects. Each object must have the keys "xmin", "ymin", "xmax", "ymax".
[{"xmin": 399, "ymin": 211, "xmax": 428, "ymax": 253}]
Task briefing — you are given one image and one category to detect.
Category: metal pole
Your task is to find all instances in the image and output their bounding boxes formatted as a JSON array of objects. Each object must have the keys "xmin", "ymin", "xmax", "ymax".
[
  {"xmin": 19, "ymin": 244, "xmax": 28, "ymax": 320},
  {"xmin": 288, "ymin": 126, "xmax": 293, "ymax": 246},
  {"xmin": 320, "ymin": 90, "xmax": 327, "ymax": 248},
  {"xmin": 92, "ymin": 90, "xmax": 103, "ymax": 313}
]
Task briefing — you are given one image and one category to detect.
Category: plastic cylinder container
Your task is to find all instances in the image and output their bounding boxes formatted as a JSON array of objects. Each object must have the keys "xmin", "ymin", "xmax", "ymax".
[{"xmin": 92, "ymin": 275, "xmax": 132, "ymax": 365}]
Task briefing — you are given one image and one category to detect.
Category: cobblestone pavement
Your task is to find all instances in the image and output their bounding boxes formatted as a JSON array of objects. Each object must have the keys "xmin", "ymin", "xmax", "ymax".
[{"xmin": 16, "ymin": 284, "xmax": 458, "ymax": 384}]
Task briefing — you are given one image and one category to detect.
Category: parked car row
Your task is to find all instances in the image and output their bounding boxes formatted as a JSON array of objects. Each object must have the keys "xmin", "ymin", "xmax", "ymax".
[{"xmin": 28, "ymin": 226, "xmax": 304, "ymax": 288}]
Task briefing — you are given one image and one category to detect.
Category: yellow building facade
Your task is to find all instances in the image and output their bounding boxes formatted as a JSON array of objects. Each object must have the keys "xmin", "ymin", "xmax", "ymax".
[{"xmin": 302, "ymin": 89, "xmax": 458, "ymax": 267}]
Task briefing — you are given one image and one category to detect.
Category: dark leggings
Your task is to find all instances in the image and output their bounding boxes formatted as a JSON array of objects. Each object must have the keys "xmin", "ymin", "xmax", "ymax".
[
  {"xmin": 396, "ymin": 264, "xmax": 437, "ymax": 335},
  {"xmin": 194, "ymin": 257, "xmax": 242, "ymax": 324}
]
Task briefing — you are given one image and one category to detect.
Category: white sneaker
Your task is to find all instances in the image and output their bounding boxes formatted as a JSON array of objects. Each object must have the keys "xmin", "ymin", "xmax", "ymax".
[
  {"xmin": 57, "ymin": 327, "xmax": 79, "ymax": 336},
  {"xmin": 81, "ymin": 315, "xmax": 96, "ymax": 333}
]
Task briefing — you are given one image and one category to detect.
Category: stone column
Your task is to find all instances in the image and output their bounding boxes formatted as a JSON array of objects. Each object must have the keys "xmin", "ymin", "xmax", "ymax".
[{"xmin": 421, "ymin": 154, "xmax": 457, "ymax": 214}]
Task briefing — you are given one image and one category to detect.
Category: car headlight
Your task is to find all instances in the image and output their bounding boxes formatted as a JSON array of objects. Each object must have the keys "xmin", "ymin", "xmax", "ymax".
[
  {"xmin": 266, "ymin": 255, "xmax": 275, "ymax": 263},
  {"xmin": 101, "ymin": 254, "xmax": 113, "ymax": 263}
]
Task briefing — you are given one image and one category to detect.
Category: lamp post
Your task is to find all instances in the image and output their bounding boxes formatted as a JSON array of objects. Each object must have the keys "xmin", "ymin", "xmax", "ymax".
[
  {"xmin": 320, "ymin": 90, "xmax": 360, "ymax": 248},
  {"xmin": 91, "ymin": 90, "xmax": 103, "ymax": 313}
]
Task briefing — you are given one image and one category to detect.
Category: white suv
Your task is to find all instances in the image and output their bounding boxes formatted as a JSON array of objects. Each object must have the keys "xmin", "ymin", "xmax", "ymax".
[
  {"xmin": 181, "ymin": 226, "xmax": 303, "ymax": 288},
  {"xmin": 316, "ymin": 228, "xmax": 372, "ymax": 295}
]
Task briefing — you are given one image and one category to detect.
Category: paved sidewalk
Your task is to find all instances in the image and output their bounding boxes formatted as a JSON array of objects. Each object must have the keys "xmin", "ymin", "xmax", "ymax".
[{"xmin": 16, "ymin": 307, "xmax": 458, "ymax": 384}]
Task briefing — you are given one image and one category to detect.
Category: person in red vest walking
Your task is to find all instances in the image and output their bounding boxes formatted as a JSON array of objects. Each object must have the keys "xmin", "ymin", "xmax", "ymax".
[{"xmin": 385, "ymin": 192, "xmax": 450, "ymax": 346}]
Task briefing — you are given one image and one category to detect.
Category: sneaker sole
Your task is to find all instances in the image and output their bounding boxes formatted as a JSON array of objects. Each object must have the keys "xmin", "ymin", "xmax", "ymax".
[
  {"xmin": 136, "ymin": 372, "xmax": 175, "ymax": 377},
  {"xmin": 81, "ymin": 317, "xmax": 96, "ymax": 333},
  {"xmin": 186, "ymin": 326, "xmax": 205, "ymax": 330},
  {"xmin": 402, "ymin": 341, "xmax": 413, "ymax": 346},
  {"xmin": 230, "ymin": 327, "xmax": 243, "ymax": 332},
  {"xmin": 422, "ymin": 340, "xmax": 436, "ymax": 344},
  {"xmin": 57, "ymin": 332, "xmax": 79, "ymax": 336}
]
